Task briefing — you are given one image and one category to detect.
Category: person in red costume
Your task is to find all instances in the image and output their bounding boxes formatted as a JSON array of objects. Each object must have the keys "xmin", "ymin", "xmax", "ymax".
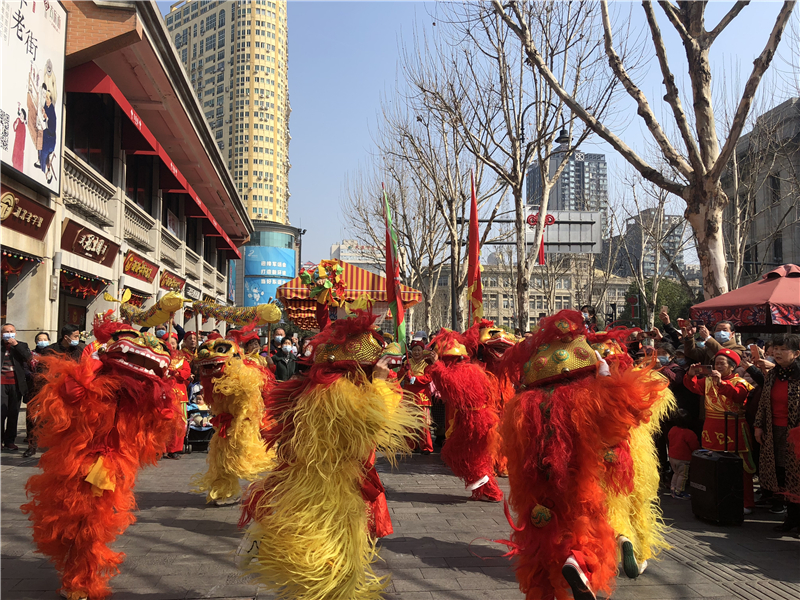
[
  {"xmin": 464, "ymin": 319, "xmax": 517, "ymax": 476},
  {"xmin": 499, "ymin": 310, "xmax": 666, "ymax": 600},
  {"xmin": 160, "ymin": 331, "xmax": 192, "ymax": 460},
  {"xmin": 21, "ymin": 315, "xmax": 179, "ymax": 600},
  {"xmin": 427, "ymin": 329, "xmax": 503, "ymax": 502},
  {"xmin": 683, "ymin": 348, "xmax": 756, "ymax": 510},
  {"xmin": 398, "ymin": 339, "xmax": 435, "ymax": 454}
]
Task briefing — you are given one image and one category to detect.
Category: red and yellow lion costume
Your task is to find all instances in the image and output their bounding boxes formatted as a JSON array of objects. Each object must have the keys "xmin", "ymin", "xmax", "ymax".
[{"xmin": 21, "ymin": 316, "xmax": 179, "ymax": 600}]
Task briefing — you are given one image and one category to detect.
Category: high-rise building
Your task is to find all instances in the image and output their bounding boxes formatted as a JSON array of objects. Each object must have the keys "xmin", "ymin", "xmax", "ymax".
[
  {"xmin": 526, "ymin": 150, "xmax": 609, "ymax": 235},
  {"xmin": 165, "ymin": 0, "xmax": 290, "ymax": 225},
  {"xmin": 609, "ymin": 207, "xmax": 686, "ymax": 279},
  {"xmin": 330, "ymin": 239, "xmax": 382, "ymax": 275}
]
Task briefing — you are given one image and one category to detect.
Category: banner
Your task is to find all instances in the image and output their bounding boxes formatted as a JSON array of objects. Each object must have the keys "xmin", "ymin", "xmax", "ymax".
[
  {"xmin": 228, "ymin": 259, "xmax": 236, "ymax": 302},
  {"xmin": 243, "ymin": 245, "xmax": 295, "ymax": 308},
  {"xmin": 1, "ymin": 0, "xmax": 67, "ymax": 195},
  {"xmin": 123, "ymin": 250, "xmax": 159, "ymax": 284},
  {"xmin": 244, "ymin": 277, "xmax": 284, "ymax": 308},
  {"xmin": 61, "ymin": 218, "xmax": 119, "ymax": 267}
]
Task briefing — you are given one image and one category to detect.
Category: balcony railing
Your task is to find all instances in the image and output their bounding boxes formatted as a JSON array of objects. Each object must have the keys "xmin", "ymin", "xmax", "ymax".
[
  {"xmin": 123, "ymin": 200, "xmax": 156, "ymax": 252},
  {"xmin": 216, "ymin": 272, "xmax": 225, "ymax": 294},
  {"xmin": 160, "ymin": 227, "xmax": 182, "ymax": 269},
  {"xmin": 62, "ymin": 148, "xmax": 115, "ymax": 227},
  {"xmin": 202, "ymin": 261, "xmax": 215, "ymax": 290},
  {"xmin": 185, "ymin": 247, "xmax": 201, "ymax": 281}
]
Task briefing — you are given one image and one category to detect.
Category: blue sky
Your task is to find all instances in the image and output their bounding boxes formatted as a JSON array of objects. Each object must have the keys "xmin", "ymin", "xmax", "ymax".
[{"xmin": 158, "ymin": 2, "xmax": 797, "ymax": 265}]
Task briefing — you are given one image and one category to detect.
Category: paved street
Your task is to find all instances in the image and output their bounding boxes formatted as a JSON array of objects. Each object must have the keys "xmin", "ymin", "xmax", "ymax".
[{"xmin": 2, "ymin": 437, "xmax": 799, "ymax": 600}]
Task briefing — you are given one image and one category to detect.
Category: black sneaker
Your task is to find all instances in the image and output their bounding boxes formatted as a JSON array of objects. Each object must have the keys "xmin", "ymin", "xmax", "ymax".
[{"xmin": 562, "ymin": 555, "xmax": 596, "ymax": 600}]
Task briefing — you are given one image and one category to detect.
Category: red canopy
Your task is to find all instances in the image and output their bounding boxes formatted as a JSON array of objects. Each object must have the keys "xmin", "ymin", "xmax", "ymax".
[{"xmin": 691, "ymin": 264, "xmax": 800, "ymax": 327}]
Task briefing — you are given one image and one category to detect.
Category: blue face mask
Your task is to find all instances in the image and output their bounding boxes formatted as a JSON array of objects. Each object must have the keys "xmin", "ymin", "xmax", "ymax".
[
  {"xmin": 676, "ymin": 358, "xmax": 687, "ymax": 367},
  {"xmin": 70, "ymin": 339, "xmax": 80, "ymax": 347},
  {"xmin": 155, "ymin": 329, "xmax": 167, "ymax": 337},
  {"xmin": 657, "ymin": 356, "xmax": 669, "ymax": 366},
  {"xmin": 714, "ymin": 330, "xmax": 731, "ymax": 343},
  {"xmin": 36, "ymin": 340, "xmax": 49, "ymax": 348},
  {"xmin": 696, "ymin": 340, "xmax": 705, "ymax": 348},
  {"xmin": 2, "ymin": 332, "xmax": 15, "ymax": 340},
  {"xmin": 274, "ymin": 335, "xmax": 284, "ymax": 343}
]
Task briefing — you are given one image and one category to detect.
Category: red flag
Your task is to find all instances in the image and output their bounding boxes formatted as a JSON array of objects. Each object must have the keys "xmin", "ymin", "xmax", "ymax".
[{"xmin": 467, "ymin": 170, "xmax": 483, "ymax": 324}]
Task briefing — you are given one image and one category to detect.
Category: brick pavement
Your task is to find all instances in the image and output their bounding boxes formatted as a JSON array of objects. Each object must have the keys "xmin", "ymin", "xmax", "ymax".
[{"xmin": 2, "ymin": 442, "xmax": 799, "ymax": 600}]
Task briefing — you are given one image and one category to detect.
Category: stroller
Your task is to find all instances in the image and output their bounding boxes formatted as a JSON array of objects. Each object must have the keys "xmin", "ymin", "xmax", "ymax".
[{"xmin": 183, "ymin": 382, "xmax": 214, "ymax": 453}]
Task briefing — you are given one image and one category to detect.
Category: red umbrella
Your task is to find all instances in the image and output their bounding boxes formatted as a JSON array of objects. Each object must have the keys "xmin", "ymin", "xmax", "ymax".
[{"xmin": 691, "ymin": 264, "xmax": 800, "ymax": 328}]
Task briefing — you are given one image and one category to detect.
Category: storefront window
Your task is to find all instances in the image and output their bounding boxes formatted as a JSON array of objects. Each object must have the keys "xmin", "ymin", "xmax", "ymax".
[
  {"xmin": 125, "ymin": 154, "xmax": 154, "ymax": 214},
  {"xmin": 162, "ymin": 193, "xmax": 181, "ymax": 236},
  {"xmin": 186, "ymin": 218, "xmax": 201, "ymax": 254},
  {"xmin": 203, "ymin": 236, "xmax": 216, "ymax": 264},
  {"xmin": 246, "ymin": 230, "xmax": 293, "ymax": 249},
  {"xmin": 65, "ymin": 92, "xmax": 114, "ymax": 182},
  {"xmin": 216, "ymin": 252, "xmax": 227, "ymax": 275}
]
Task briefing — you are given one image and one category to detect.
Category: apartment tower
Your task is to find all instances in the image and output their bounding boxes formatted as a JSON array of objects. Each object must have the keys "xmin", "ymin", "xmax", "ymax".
[{"xmin": 166, "ymin": 0, "xmax": 290, "ymax": 224}]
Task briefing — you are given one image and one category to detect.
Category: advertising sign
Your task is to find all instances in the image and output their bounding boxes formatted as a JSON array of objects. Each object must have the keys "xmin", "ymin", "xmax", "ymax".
[
  {"xmin": 184, "ymin": 282, "xmax": 202, "ymax": 301},
  {"xmin": 123, "ymin": 250, "xmax": 159, "ymax": 284},
  {"xmin": 228, "ymin": 259, "xmax": 236, "ymax": 302},
  {"xmin": 243, "ymin": 246, "xmax": 295, "ymax": 308},
  {"xmin": 1, "ymin": 184, "xmax": 55, "ymax": 241},
  {"xmin": 244, "ymin": 277, "xmax": 285, "ymax": 307},
  {"xmin": 159, "ymin": 269, "xmax": 186, "ymax": 291},
  {"xmin": 1, "ymin": 0, "xmax": 67, "ymax": 195},
  {"xmin": 525, "ymin": 209, "xmax": 602, "ymax": 254},
  {"xmin": 60, "ymin": 218, "xmax": 119, "ymax": 267}
]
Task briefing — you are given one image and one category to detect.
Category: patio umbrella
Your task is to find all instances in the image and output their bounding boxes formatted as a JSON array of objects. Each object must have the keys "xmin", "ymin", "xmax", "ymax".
[{"xmin": 690, "ymin": 264, "xmax": 800, "ymax": 331}]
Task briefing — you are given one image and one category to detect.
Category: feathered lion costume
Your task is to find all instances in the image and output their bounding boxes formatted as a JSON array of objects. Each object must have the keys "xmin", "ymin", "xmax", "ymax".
[
  {"xmin": 21, "ymin": 316, "xmax": 179, "ymax": 600},
  {"xmin": 237, "ymin": 311, "xmax": 424, "ymax": 600},
  {"xmin": 498, "ymin": 310, "xmax": 669, "ymax": 600},
  {"xmin": 192, "ymin": 330, "xmax": 274, "ymax": 505}
]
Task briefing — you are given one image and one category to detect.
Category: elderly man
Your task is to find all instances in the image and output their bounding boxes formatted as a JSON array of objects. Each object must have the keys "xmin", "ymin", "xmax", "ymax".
[
  {"xmin": 1, "ymin": 323, "xmax": 32, "ymax": 451},
  {"xmin": 684, "ymin": 320, "xmax": 745, "ymax": 364}
]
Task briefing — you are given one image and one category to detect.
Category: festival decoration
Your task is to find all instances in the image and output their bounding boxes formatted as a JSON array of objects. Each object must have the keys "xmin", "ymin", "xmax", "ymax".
[
  {"xmin": 120, "ymin": 291, "xmax": 186, "ymax": 327},
  {"xmin": 467, "ymin": 170, "xmax": 484, "ymax": 324},
  {"xmin": 299, "ymin": 259, "xmax": 347, "ymax": 307},
  {"xmin": 60, "ymin": 270, "xmax": 110, "ymax": 299},
  {"xmin": 191, "ymin": 300, "xmax": 281, "ymax": 327},
  {"xmin": 383, "ymin": 184, "xmax": 407, "ymax": 353}
]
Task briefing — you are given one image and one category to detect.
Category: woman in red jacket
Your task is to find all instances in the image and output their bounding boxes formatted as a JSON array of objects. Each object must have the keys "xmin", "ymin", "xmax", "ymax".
[
  {"xmin": 683, "ymin": 348, "xmax": 755, "ymax": 510},
  {"xmin": 398, "ymin": 340, "xmax": 435, "ymax": 454}
]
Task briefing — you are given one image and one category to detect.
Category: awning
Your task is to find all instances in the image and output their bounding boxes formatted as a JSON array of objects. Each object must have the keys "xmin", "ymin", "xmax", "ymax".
[{"xmin": 65, "ymin": 62, "xmax": 241, "ymax": 259}]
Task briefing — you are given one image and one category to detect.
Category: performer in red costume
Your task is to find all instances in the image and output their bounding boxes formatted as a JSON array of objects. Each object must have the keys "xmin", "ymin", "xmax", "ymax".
[
  {"xmin": 21, "ymin": 315, "xmax": 178, "ymax": 600},
  {"xmin": 162, "ymin": 335, "xmax": 192, "ymax": 460},
  {"xmin": 427, "ymin": 329, "xmax": 503, "ymax": 502},
  {"xmin": 398, "ymin": 339, "xmax": 435, "ymax": 454},
  {"xmin": 499, "ymin": 310, "xmax": 667, "ymax": 600},
  {"xmin": 464, "ymin": 319, "xmax": 517, "ymax": 476}
]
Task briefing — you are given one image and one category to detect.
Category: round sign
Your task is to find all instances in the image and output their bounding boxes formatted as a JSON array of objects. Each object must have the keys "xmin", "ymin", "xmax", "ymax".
[{"xmin": 627, "ymin": 296, "xmax": 639, "ymax": 305}]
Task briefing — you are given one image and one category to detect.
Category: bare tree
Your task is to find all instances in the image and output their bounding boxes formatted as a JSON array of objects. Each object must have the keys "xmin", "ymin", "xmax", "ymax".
[{"xmin": 494, "ymin": 0, "xmax": 797, "ymax": 299}]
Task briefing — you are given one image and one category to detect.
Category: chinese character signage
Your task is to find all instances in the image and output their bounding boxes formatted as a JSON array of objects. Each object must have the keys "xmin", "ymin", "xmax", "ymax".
[
  {"xmin": 1, "ymin": 0, "xmax": 67, "ymax": 195},
  {"xmin": 123, "ymin": 250, "xmax": 159, "ymax": 284},
  {"xmin": 243, "ymin": 246, "xmax": 295, "ymax": 308},
  {"xmin": 60, "ymin": 218, "xmax": 119, "ymax": 267},
  {"xmin": 184, "ymin": 283, "xmax": 202, "ymax": 301},
  {"xmin": 1, "ymin": 184, "xmax": 55, "ymax": 241},
  {"xmin": 159, "ymin": 269, "xmax": 185, "ymax": 292}
]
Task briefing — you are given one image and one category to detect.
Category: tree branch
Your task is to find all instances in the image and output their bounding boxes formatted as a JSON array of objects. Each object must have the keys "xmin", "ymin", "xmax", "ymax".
[{"xmin": 705, "ymin": 1, "xmax": 750, "ymax": 46}]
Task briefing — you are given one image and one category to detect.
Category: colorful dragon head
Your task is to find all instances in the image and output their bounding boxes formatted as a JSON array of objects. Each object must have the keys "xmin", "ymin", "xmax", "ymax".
[
  {"xmin": 100, "ymin": 324, "xmax": 172, "ymax": 380},
  {"xmin": 196, "ymin": 338, "xmax": 241, "ymax": 378},
  {"xmin": 381, "ymin": 342, "xmax": 405, "ymax": 372},
  {"xmin": 311, "ymin": 310, "xmax": 386, "ymax": 366}
]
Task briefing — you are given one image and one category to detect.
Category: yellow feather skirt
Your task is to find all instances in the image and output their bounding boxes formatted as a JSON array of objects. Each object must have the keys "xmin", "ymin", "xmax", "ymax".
[
  {"xmin": 242, "ymin": 375, "xmax": 424, "ymax": 600},
  {"xmin": 193, "ymin": 358, "xmax": 274, "ymax": 503},
  {"xmin": 606, "ymin": 371, "xmax": 677, "ymax": 563}
]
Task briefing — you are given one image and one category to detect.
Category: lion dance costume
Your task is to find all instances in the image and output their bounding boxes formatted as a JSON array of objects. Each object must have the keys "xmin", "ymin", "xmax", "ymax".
[
  {"xmin": 464, "ymin": 319, "xmax": 517, "ymax": 476},
  {"xmin": 499, "ymin": 310, "xmax": 670, "ymax": 600},
  {"xmin": 589, "ymin": 328, "xmax": 676, "ymax": 580},
  {"xmin": 427, "ymin": 329, "xmax": 503, "ymax": 502},
  {"xmin": 192, "ymin": 329, "xmax": 274, "ymax": 505},
  {"xmin": 21, "ymin": 317, "xmax": 179, "ymax": 600},
  {"xmin": 237, "ymin": 311, "xmax": 424, "ymax": 600}
]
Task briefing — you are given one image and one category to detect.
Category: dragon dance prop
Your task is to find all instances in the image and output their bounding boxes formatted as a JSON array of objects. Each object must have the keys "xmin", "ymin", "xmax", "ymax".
[
  {"xmin": 191, "ymin": 300, "xmax": 281, "ymax": 327},
  {"xmin": 21, "ymin": 316, "xmax": 179, "ymax": 600},
  {"xmin": 119, "ymin": 291, "xmax": 185, "ymax": 327},
  {"xmin": 299, "ymin": 259, "xmax": 347, "ymax": 330},
  {"xmin": 497, "ymin": 310, "xmax": 669, "ymax": 600},
  {"xmin": 237, "ymin": 312, "xmax": 424, "ymax": 600}
]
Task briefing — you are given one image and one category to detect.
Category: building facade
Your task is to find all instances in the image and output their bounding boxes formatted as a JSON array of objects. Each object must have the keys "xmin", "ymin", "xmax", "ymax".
[
  {"xmin": 526, "ymin": 150, "xmax": 609, "ymax": 235},
  {"xmin": 1, "ymin": 1, "xmax": 250, "ymax": 341},
  {"xmin": 165, "ymin": 0, "xmax": 290, "ymax": 225},
  {"xmin": 609, "ymin": 207, "xmax": 686, "ymax": 279},
  {"xmin": 329, "ymin": 239, "xmax": 382, "ymax": 275}
]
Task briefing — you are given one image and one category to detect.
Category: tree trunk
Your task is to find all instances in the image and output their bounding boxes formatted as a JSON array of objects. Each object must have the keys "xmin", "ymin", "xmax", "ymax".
[
  {"xmin": 514, "ymin": 185, "xmax": 531, "ymax": 333},
  {"xmin": 685, "ymin": 182, "xmax": 730, "ymax": 298}
]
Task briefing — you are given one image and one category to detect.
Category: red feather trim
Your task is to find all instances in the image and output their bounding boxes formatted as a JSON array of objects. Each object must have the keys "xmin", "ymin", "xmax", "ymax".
[
  {"xmin": 91, "ymin": 312, "xmax": 136, "ymax": 344},
  {"xmin": 228, "ymin": 319, "xmax": 261, "ymax": 346},
  {"xmin": 311, "ymin": 310, "xmax": 381, "ymax": 349},
  {"xmin": 463, "ymin": 318, "xmax": 496, "ymax": 357}
]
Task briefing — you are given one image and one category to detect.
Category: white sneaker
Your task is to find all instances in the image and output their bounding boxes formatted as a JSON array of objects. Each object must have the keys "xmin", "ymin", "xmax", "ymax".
[
  {"xmin": 466, "ymin": 474, "xmax": 490, "ymax": 491},
  {"xmin": 212, "ymin": 495, "xmax": 241, "ymax": 506},
  {"xmin": 562, "ymin": 554, "xmax": 596, "ymax": 600},
  {"xmin": 235, "ymin": 529, "xmax": 261, "ymax": 569},
  {"xmin": 639, "ymin": 560, "xmax": 648, "ymax": 575},
  {"xmin": 743, "ymin": 507, "xmax": 753, "ymax": 515}
]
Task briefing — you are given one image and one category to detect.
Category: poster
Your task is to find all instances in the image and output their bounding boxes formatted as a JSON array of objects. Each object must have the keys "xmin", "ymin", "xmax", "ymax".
[
  {"xmin": 244, "ymin": 277, "xmax": 285, "ymax": 308},
  {"xmin": 1, "ymin": 0, "xmax": 67, "ymax": 195},
  {"xmin": 243, "ymin": 245, "xmax": 295, "ymax": 278},
  {"xmin": 228, "ymin": 259, "xmax": 236, "ymax": 302}
]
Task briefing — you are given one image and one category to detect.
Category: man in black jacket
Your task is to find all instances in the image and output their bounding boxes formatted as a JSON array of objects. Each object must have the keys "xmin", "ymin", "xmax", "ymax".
[
  {"xmin": 41, "ymin": 324, "xmax": 85, "ymax": 361},
  {"xmin": 2, "ymin": 323, "xmax": 32, "ymax": 451}
]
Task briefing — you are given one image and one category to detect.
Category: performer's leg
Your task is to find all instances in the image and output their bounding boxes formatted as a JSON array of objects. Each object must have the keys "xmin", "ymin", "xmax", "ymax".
[{"xmin": 420, "ymin": 406, "xmax": 433, "ymax": 454}]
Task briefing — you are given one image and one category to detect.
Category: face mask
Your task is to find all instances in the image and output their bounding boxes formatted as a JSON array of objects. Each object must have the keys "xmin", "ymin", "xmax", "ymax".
[
  {"xmin": 155, "ymin": 329, "xmax": 166, "ymax": 337},
  {"xmin": 304, "ymin": 349, "xmax": 312, "ymax": 357},
  {"xmin": 582, "ymin": 313, "xmax": 589, "ymax": 320},
  {"xmin": 36, "ymin": 340, "xmax": 49, "ymax": 348},
  {"xmin": 2, "ymin": 332, "xmax": 15, "ymax": 340},
  {"xmin": 676, "ymin": 358, "xmax": 687, "ymax": 367},
  {"xmin": 714, "ymin": 331, "xmax": 731, "ymax": 343},
  {"xmin": 657, "ymin": 356, "xmax": 669, "ymax": 366},
  {"xmin": 70, "ymin": 339, "xmax": 80, "ymax": 347},
  {"xmin": 696, "ymin": 341, "xmax": 705, "ymax": 349},
  {"xmin": 274, "ymin": 335, "xmax": 284, "ymax": 343},
  {"xmin": 282, "ymin": 346, "xmax": 292, "ymax": 354}
]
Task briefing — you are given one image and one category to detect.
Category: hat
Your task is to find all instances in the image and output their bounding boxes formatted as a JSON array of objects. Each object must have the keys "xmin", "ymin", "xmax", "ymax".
[
  {"xmin": 409, "ymin": 339, "xmax": 426, "ymax": 350},
  {"xmin": 715, "ymin": 348, "xmax": 741, "ymax": 367}
]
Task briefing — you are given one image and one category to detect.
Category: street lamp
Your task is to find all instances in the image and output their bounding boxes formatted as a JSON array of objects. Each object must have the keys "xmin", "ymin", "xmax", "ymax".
[{"xmin": 519, "ymin": 100, "xmax": 571, "ymax": 146}]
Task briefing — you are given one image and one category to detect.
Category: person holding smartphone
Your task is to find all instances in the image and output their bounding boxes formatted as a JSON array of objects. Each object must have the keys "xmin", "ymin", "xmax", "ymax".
[{"xmin": 683, "ymin": 348, "xmax": 757, "ymax": 512}]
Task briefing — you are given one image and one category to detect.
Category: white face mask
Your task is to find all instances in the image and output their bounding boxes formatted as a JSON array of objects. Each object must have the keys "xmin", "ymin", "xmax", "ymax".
[
  {"xmin": 2, "ymin": 332, "xmax": 15, "ymax": 340},
  {"xmin": 304, "ymin": 349, "xmax": 312, "ymax": 357}
]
